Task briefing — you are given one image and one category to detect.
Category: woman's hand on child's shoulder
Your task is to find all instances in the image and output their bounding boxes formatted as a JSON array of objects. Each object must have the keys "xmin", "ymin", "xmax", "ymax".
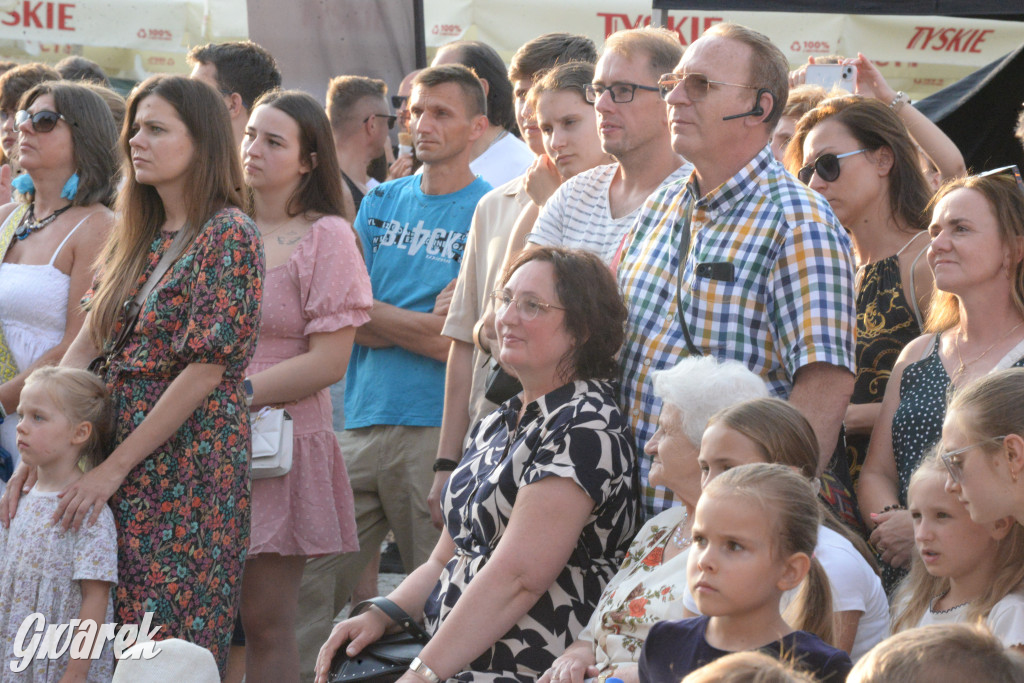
[{"xmin": 54, "ymin": 464, "xmax": 122, "ymax": 531}]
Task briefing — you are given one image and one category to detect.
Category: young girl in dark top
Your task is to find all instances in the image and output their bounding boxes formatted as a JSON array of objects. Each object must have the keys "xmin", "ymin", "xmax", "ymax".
[{"xmin": 639, "ymin": 464, "xmax": 852, "ymax": 683}]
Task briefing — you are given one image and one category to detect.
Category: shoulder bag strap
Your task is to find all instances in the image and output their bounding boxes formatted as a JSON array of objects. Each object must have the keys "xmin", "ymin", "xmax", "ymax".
[
  {"xmin": 674, "ymin": 198, "xmax": 702, "ymax": 358},
  {"xmin": 351, "ymin": 597, "xmax": 431, "ymax": 643},
  {"xmin": 0, "ymin": 205, "xmax": 31, "ymax": 382},
  {"xmin": 103, "ymin": 228, "xmax": 189, "ymax": 361}
]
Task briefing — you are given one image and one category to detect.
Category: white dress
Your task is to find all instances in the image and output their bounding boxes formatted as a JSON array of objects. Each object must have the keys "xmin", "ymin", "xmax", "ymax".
[{"xmin": 0, "ymin": 213, "xmax": 91, "ymax": 464}]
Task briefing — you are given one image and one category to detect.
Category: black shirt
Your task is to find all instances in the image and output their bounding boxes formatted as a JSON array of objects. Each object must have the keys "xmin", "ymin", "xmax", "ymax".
[{"xmin": 638, "ymin": 616, "xmax": 852, "ymax": 682}]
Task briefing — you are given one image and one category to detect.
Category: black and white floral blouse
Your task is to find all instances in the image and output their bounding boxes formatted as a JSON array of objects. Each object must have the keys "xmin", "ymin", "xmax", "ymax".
[{"xmin": 424, "ymin": 379, "xmax": 638, "ymax": 683}]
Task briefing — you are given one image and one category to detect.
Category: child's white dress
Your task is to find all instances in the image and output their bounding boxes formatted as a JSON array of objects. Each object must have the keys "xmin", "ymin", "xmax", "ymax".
[
  {"xmin": 0, "ymin": 489, "xmax": 117, "ymax": 682},
  {"xmin": 917, "ymin": 589, "xmax": 1024, "ymax": 649}
]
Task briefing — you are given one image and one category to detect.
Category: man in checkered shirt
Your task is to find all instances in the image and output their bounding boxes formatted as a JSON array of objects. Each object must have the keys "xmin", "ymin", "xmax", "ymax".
[{"xmin": 618, "ymin": 22, "xmax": 857, "ymax": 517}]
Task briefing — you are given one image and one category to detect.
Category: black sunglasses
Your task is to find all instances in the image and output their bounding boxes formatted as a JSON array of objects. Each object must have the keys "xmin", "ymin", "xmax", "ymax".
[
  {"xmin": 391, "ymin": 95, "xmax": 408, "ymax": 109},
  {"xmin": 797, "ymin": 149, "xmax": 867, "ymax": 185},
  {"xmin": 15, "ymin": 109, "xmax": 73, "ymax": 133},
  {"xmin": 364, "ymin": 113, "xmax": 397, "ymax": 130}
]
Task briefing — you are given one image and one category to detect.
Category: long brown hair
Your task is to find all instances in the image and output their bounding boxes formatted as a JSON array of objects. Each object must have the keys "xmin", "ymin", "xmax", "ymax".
[
  {"xmin": 892, "ymin": 454, "xmax": 1024, "ymax": 633},
  {"xmin": 246, "ymin": 89, "xmax": 347, "ymax": 221},
  {"xmin": 785, "ymin": 95, "xmax": 930, "ymax": 234},
  {"xmin": 21, "ymin": 80, "xmax": 119, "ymax": 207},
  {"xmin": 923, "ymin": 174, "xmax": 1024, "ymax": 334},
  {"xmin": 87, "ymin": 75, "xmax": 244, "ymax": 347}
]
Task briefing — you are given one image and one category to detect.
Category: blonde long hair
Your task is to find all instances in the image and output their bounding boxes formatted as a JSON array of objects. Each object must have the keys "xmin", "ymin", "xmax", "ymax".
[
  {"xmin": 703, "ymin": 463, "xmax": 835, "ymax": 646},
  {"xmin": 87, "ymin": 75, "xmax": 245, "ymax": 348},
  {"xmin": 892, "ymin": 454, "xmax": 1024, "ymax": 633}
]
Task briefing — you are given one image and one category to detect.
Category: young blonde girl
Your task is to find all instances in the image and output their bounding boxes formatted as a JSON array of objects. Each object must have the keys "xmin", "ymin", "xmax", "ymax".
[
  {"xmin": 638, "ymin": 464, "xmax": 853, "ymax": 683},
  {"xmin": 0, "ymin": 366, "xmax": 117, "ymax": 682},
  {"xmin": 893, "ymin": 454, "xmax": 1024, "ymax": 649},
  {"xmin": 693, "ymin": 398, "xmax": 889, "ymax": 661}
]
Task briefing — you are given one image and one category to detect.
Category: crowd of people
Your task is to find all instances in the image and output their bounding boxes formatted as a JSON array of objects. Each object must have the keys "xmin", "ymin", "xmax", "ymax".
[{"xmin": 0, "ymin": 18, "xmax": 1022, "ymax": 683}]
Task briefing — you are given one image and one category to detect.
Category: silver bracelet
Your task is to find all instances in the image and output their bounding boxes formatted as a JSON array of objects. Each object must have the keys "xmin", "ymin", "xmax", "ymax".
[
  {"xmin": 889, "ymin": 90, "xmax": 908, "ymax": 112},
  {"xmin": 409, "ymin": 657, "xmax": 441, "ymax": 683}
]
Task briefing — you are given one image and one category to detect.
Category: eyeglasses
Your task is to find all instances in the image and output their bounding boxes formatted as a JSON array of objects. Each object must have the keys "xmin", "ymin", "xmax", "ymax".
[
  {"xmin": 15, "ymin": 109, "xmax": 72, "ymax": 133},
  {"xmin": 657, "ymin": 73, "xmax": 757, "ymax": 102},
  {"xmin": 584, "ymin": 82, "xmax": 661, "ymax": 104},
  {"xmin": 940, "ymin": 436, "xmax": 1006, "ymax": 484},
  {"xmin": 490, "ymin": 289, "xmax": 565, "ymax": 321},
  {"xmin": 797, "ymin": 149, "xmax": 868, "ymax": 185},
  {"xmin": 0, "ymin": 109, "xmax": 13, "ymax": 123},
  {"xmin": 391, "ymin": 95, "xmax": 408, "ymax": 109},
  {"xmin": 364, "ymin": 113, "xmax": 397, "ymax": 130}
]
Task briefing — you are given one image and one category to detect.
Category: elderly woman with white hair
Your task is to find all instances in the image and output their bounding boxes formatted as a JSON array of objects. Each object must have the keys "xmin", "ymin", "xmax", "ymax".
[{"xmin": 539, "ymin": 356, "xmax": 769, "ymax": 683}]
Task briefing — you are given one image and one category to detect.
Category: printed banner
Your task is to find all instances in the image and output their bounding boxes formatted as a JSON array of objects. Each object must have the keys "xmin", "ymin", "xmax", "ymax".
[
  {"xmin": 0, "ymin": 0, "xmax": 247, "ymax": 80},
  {"xmin": 423, "ymin": 0, "xmax": 1024, "ymax": 99}
]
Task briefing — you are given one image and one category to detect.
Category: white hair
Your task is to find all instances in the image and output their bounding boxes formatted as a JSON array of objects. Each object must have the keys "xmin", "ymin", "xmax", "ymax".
[{"xmin": 651, "ymin": 356, "xmax": 770, "ymax": 445}]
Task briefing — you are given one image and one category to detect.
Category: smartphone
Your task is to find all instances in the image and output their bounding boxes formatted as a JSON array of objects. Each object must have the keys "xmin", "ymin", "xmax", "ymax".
[{"xmin": 804, "ymin": 64, "xmax": 857, "ymax": 93}]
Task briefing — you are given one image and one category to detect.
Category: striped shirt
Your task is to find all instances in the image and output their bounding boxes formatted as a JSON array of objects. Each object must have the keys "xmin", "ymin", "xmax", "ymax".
[
  {"xmin": 529, "ymin": 163, "xmax": 691, "ymax": 264},
  {"xmin": 618, "ymin": 146, "xmax": 856, "ymax": 516}
]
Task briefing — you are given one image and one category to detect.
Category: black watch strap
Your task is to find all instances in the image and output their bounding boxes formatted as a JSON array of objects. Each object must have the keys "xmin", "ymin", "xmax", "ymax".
[{"xmin": 432, "ymin": 458, "xmax": 458, "ymax": 472}]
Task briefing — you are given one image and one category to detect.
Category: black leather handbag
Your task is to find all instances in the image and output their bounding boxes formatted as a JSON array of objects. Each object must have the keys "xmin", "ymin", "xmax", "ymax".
[{"xmin": 328, "ymin": 597, "xmax": 431, "ymax": 683}]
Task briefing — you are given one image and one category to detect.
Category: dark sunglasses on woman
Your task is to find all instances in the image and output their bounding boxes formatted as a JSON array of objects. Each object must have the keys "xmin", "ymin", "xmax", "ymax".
[
  {"xmin": 797, "ymin": 149, "xmax": 867, "ymax": 185},
  {"xmin": 15, "ymin": 109, "xmax": 72, "ymax": 133}
]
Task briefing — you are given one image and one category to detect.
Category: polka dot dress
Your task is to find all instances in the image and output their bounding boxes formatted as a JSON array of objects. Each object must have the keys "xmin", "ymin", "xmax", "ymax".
[
  {"xmin": 892, "ymin": 335, "xmax": 1024, "ymax": 503},
  {"xmin": 883, "ymin": 333, "xmax": 1024, "ymax": 591}
]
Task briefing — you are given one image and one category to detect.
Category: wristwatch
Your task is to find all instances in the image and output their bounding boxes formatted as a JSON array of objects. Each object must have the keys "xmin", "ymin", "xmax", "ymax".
[
  {"xmin": 409, "ymin": 657, "xmax": 441, "ymax": 683},
  {"xmin": 432, "ymin": 458, "xmax": 458, "ymax": 473},
  {"xmin": 243, "ymin": 378, "xmax": 254, "ymax": 407}
]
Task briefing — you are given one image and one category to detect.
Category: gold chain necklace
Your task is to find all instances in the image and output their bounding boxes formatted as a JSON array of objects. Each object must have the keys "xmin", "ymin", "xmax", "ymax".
[{"xmin": 954, "ymin": 320, "xmax": 1024, "ymax": 377}]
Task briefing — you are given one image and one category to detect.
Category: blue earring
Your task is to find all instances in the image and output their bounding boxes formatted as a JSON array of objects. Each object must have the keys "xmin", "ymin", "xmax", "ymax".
[
  {"xmin": 60, "ymin": 173, "xmax": 79, "ymax": 200},
  {"xmin": 10, "ymin": 173, "xmax": 34, "ymax": 195}
]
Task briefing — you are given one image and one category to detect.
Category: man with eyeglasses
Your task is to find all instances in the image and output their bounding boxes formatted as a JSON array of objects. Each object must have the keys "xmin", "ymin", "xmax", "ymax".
[
  {"xmin": 525, "ymin": 27, "xmax": 690, "ymax": 265},
  {"xmin": 618, "ymin": 23, "xmax": 856, "ymax": 517},
  {"xmin": 326, "ymin": 75, "xmax": 397, "ymax": 216}
]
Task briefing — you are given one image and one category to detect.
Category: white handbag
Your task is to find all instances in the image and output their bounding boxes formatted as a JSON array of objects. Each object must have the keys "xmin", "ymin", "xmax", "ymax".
[{"xmin": 249, "ymin": 407, "xmax": 294, "ymax": 479}]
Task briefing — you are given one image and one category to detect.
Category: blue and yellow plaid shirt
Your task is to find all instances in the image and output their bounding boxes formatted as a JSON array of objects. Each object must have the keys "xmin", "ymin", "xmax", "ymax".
[{"xmin": 618, "ymin": 146, "xmax": 856, "ymax": 517}]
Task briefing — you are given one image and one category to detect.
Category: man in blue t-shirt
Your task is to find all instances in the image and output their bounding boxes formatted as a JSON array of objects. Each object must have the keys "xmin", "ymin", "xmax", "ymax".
[{"xmin": 330, "ymin": 64, "xmax": 492, "ymax": 614}]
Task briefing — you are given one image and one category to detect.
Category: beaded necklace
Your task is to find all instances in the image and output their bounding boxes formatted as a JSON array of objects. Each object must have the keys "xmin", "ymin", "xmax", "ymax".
[{"xmin": 14, "ymin": 203, "xmax": 73, "ymax": 241}]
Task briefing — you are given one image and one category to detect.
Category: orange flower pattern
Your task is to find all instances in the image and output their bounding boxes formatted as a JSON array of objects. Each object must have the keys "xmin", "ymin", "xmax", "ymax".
[{"xmin": 99, "ymin": 209, "xmax": 263, "ymax": 674}]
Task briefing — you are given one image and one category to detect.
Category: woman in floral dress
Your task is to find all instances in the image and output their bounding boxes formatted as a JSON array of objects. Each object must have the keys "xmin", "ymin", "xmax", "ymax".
[{"xmin": 2, "ymin": 75, "xmax": 263, "ymax": 675}]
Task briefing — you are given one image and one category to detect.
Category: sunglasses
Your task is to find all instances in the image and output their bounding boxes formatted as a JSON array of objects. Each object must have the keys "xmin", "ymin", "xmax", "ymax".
[
  {"xmin": 364, "ymin": 113, "xmax": 397, "ymax": 130},
  {"xmin": 584, "ymin": 82, "xmax": 660, "ymax": 104},
  {"xmin": 976, "ymin": 165, "xmax": 1024, "ymax": 193},
  {"xmin": 657, "ymin": 72, "xmax": 757, "ymax": 102},
  {"xmin": 15, "ymin": 109, "xmax": 71, "ymax": 133},
  {"xmin": 797, "ymin": 149, "xmax": 868, "ymax": 184},
  {"xmin": 391, "ymin": 95, "xmax": 408, "ymax": 109}
]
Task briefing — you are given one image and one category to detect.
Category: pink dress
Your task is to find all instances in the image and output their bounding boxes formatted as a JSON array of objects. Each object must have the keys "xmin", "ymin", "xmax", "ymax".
[{"xmin": 248, "ymin": 215, "xmax": 372, "ymax": 556}]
